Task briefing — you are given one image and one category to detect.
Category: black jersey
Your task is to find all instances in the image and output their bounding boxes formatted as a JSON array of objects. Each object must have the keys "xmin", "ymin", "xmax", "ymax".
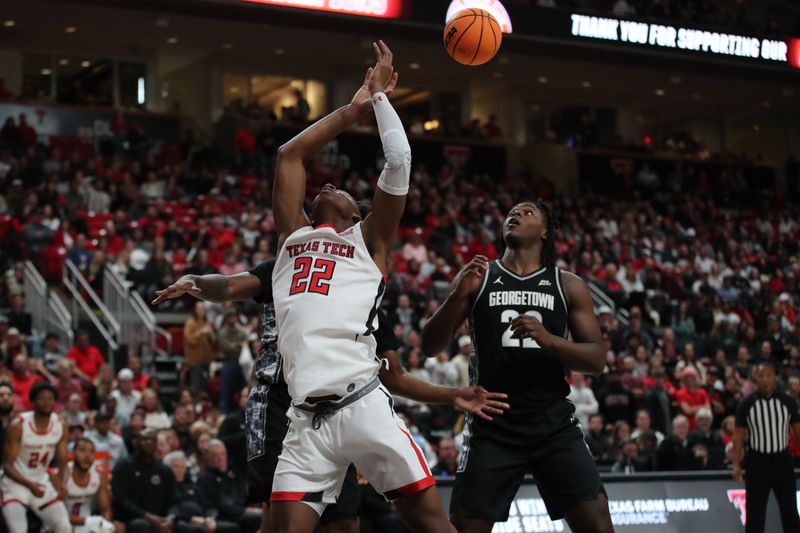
[{"xmin": 468, "ymin": 261, "xmax": 571, "ymax": 443}]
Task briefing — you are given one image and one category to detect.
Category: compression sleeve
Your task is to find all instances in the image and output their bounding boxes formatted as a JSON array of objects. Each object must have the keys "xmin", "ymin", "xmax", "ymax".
[{"xmin": 371, "ymin": 91, "xmax": 411, "ymax": 196}]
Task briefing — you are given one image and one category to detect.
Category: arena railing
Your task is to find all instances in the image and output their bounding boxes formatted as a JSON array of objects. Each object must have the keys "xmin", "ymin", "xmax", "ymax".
[
  {"xmin": 587, "ymin": 280, "xmax": 629, "ymax": 327},
  {"xmin": 23, "ymin": 260, "xmax": 74, "ymax": 353},
  {"xmin": 103, "ymin": 267, "xmax": 172, "ymax": 363},
  {"xmin": 63, "ymin": 259, "xmax": 120, "ymax": 362}
]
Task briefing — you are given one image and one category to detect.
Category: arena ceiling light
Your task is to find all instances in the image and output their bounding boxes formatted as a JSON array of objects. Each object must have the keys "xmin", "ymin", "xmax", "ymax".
[
  {"xmin": 3, "ymin": 20, "xmax": 15, "ymax": 28},
  {"xmin": 222, "ymin": 42, "xmax": 233, "ymax": 49},
  {"xmin": 655, "ymin": 88, "xmax": 666, "ymax": 96},
  {"xmin": 166, "ymin": 36, "xmax": 178, "ymax": 44},
  {"xmin": 581, "ymin": 80, "xmax": 592, "ymax": 88},
  {"xmin": 58, "ymin": 58, "xmax": 69, "ymax": 66},
  {"xmin": 409, "ymin": 63, "xmax": 420, "ymax": 70},
  {"xmin": 65, "ymin": 25, "xmax": 76, "ymax": 33},
  {"xmin": 537, "ymin": 76, "xmax": 548, "ymax": 84},
  {"xmin": 80, "ymin": 60, "xmax": 91, "ymax": 68},
  {"xmin": 274, "ymin": 48, "xmax": 285, "ymax": 55},
  {"xmin": 241, "ymin": 0, "xmax": 403, "ymax": 19}
]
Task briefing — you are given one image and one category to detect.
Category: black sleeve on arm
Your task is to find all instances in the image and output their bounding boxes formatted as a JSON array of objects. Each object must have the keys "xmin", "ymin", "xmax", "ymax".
[
  {"xmin": 735, "ymin": 396, "xmax": 752, "ymax": 428},
  {"xmin": 782, "ymin": 392, "xmax": 800, "ymax": 424},
  {"xmin": 375, "ymin": 310, "xmax": 400, "ymax": 353},
  {"xmin": 249, "ymin": 259, "xmax": 276, "ymax": 304}
]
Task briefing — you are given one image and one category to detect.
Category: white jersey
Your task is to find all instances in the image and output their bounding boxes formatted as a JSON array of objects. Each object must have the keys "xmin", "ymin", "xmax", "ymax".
[
  {"xmin": 65, "ymin": 464, "xmax": 102, "ymax": 519},
  {"xmin": 273, "ymin": 222, "xmax": 384, "ymax": 400},
  {"xmin": 12, "ymin": 411, "xmax": 63, "ymax": 483}
]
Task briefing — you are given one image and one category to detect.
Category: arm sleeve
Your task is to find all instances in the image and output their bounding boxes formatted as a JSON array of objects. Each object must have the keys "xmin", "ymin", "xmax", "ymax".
[
  {"xmin": 249, "ymin": 259, "xmax": 276, "ymax": 304},
  {"xmin": 375, "ymin": 310, "xmax": 400, "ymax": 353},
  {"xmin": 371, "ymin": 92, "xmax": 410, "ymax": 196}
]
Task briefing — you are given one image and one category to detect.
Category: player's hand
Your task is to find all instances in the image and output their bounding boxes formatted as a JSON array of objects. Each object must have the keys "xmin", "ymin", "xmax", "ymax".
[
  {"xmin": 453, "ymin": 386, "xmax": 509, "ymax": 421},
  {"xmin": 451, "ymin": 255, "xmax": 488, "ymax": 299},
  {"xmin": 351, "ymin": 68, "xmax": 399, "ymax": 111},
  {"xmin": 205, "ymin": 518, "xmax": 217, "ymax": 533},
  {"xmin": 29, "ymin": 483, "xmax": 45, "ymax": 498},
  {"xmin": 55, "ymin": 482, "xmax": 68, "ymax": 501},
  {"xmin": 510, "ymin": 315, "xmax": 556, "ymax": 349},
  {"xmin": 732, "ymin": 464, "xmax": 743, "ymax": 483},
  {"xmin": 368, "ymin": 40, "xmax": 395, "ymax": 95},
  {"xmin": 152, "ymin": 276, "xmax": 201, "ymax": 305}
]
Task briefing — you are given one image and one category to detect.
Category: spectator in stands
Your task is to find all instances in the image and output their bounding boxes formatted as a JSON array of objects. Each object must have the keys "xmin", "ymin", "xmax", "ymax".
[
  {"xmin": 584, "ymin": 413, "xmax": 608, "ymax": 460},
  {"xmin": 41, "ymin": 333, "xmax": 63, "ymax": 374},
  {"xmin": 688, "ymin": 407, "xmax": 724, "ymax": 469},
  {"xmin": 10, "ymin": 354, "xmax": 44, "ymax": 410},
  {"xmin": 217, "ymin": 308, "xmax": 246, "ymax": 414},
  {"xmin": 54, "ymin": 359, "xmax": 84, "ymax": 406},
  {"xmin": 598, "ymin": 368, "xmax": 635, "ymax": 425},
  {"xmin": 402, "ymin": 229, "xmax": 428, "ymax": 265},
  {"xmin": 62, "ymin": 392, "xmax": 87, "ymax": 427},
  {"xmin": 126, "ymin": 356, "xmax": 149, "ymax": 392},
  {"xmin": 657, "ymin": 415, "xmax": 697, "ymax": 470},
  {"xmin": 603, "ymin": 420, "xmax": 631, "ymax": 464},
  {"xmin": 86, "ymin": 409, "xmax": 128, "ymax": 469},
  {"xmin": 0, "ymin": 382, "xmax": 15, "ymax": 464},
  {"xmin": 631, "ymin": 408, "xmax": 664, "ymax": 445},
  {"xmin": 674, "ymin": 366, "xmax": 710, "ymax": 430},
  {"xmin": 568, "ymin": 371, "xmax": 599, "ymax": 428},
  {"xmin": 92, "ymin": 363, "xmax": 116, "ymax": 409},
  {"xmin": 141, "ymin": 388, "xmax": 171, "ymax": 429},
  {"xmin": 1, "ymin": 327, "xmax": 28, "ymax": 360},
  {"xmin": 7, "ymin": 294, "xmax": 31, "ymax": 337},
  {"xmin": 184, "ymin": 302, "xmax": 216, "ymax": 395},
  {"xmin": 67, "ymin": 233, "xmax": 93, "ymax": 273},
  {"xmin": 87, "ymin": 179, "xmax": 111, "ymax": 213},
  {"xmin": 218, "ymin": 386, "xmax": 247, "ymax": 479},
  {"xmin": 140, "ymin": 249, "xmax": 174, "ymax": 301},
  {"xmin": 22, "ymin": 207, "xmax": 54, "ymax": 256},
  {"xmin": 672, "ymin": 301, "xmax": 696, "ymax": 352},
  {"xmin": 112, "ymin": 428, "xmax": 177, "ymax": 533},
  {"xmin": 17, "ymin": 113, "xmax": 36, "ymax": 146},
  {"xmin": 425, "ymin": 351, "xmax": 458, "ymax": 387},
  {"xmin": 111, "ymin": 368, "xmax": 142, "ymax": 426},
  {"xmin": 172, "ymin": 404, "xmax": 195, "ymax": 453},
  {"xmin": 430, "ymin": 437, "xmax": 458, "ymax": 477},
  {"xmin": 187, "ymin": 427, "xmax": 213, "ymax": 480},
  {"xmin": 66, "ymin": 331, "xmax": 105, "ymax": 381},
  {"xmin": 122, "ymin": 411, "xmax": 145, "ymax": 454},
  {"xmin": 611, "ymin": 438, "xmax": 645, "ymax": 474},
  {"xmin": 451, "ymin": 336, "xmax": 471, "ymax": 388},
  {"xmin": 197, "ymin": 440, "xmax": 260, "ymax": 533}
]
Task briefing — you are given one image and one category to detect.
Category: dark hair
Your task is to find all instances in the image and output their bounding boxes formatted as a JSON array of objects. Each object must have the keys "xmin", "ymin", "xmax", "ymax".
[
  {"xmin": 757, "ymin": 360, "xmax": 777, "ymax": 373},
  {"xmin": 74, "ymin": 437, "xmax": 95, "ymax": 450},
  {"xmin": 357, "ymin": 199, "xmax": 372, "ymax": 220},
  {"xmin": 29, "ymin": 381, "xmax": 58, "ymax": 403},
  {"xmin": 509, "ymin": 195, "xmax": 558, "ymax": 267}
]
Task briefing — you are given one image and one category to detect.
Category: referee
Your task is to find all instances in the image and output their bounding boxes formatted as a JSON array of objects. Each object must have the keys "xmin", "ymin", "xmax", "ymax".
[{"xmin": 733, "ymin": 361, "xmax": 800, "ymax": 533}]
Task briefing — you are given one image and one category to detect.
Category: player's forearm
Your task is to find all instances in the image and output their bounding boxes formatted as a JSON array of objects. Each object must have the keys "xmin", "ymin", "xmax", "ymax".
[
  {"xmin": 280, "ymin": 104, "xmax": 363, "ymax": 163},
  {"xmin": 182, "ymin": 274, "xmax": 231, "ymax": 303},
  {"xmin": 3, "ymin": 464, "xmax": 35, "ymax": 490},
  {"xmin": 70, "ymin": 515, "xmax": 86, "ymax": 526},
  {"xmin": 732, "ymin": 430, "xmax": 746, "ymax": 467},
  {"xmin": 421, "ymin": 295, "xmax": 469, "ymax": 357},
  {"xmin": 380, "ymin": 367, "xmax": 457, "ymax": 404},
  {"xmin": 542, "ymin": 336, "xmax": 605, "ymax": 376}
]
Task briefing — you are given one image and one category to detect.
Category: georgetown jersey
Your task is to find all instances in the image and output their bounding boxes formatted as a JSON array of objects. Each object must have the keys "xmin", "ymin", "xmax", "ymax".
[
  {"xmin": 272, "ymin": 222, "xmax": 384, "ymax": 401},
  {"xmin": 468, "ymin": 262, "xmax": 570, "ymax": 442},
  {"xmin": 13, "ymin": 411, "xmax": 63, "ymax": 483},
  {"xmin": 250, "ymin": 259, "xmax": 283, "ymax": 384}
]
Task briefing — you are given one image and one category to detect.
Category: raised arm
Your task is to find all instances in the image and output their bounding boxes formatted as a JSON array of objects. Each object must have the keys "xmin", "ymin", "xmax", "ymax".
[
  {"xmin": 378, "ymin": 349, "xmax": 507, "ymax": 421},
  {"xmin": 361, "ymin": 41, "xmax": 411, "ymax": 275},
  {"xmin": 510, "ymin": 270, "xmax": 605, "ymax": 375},
  {"xmin": 421, "ymin": 256, "xmax": 488, "ymax": 357}
]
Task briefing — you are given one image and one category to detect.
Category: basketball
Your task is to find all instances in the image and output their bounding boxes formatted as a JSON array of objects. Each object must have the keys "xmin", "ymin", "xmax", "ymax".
[{"xmin": 443, "ymin": 8, "xmax": 503, "ymax": 66}]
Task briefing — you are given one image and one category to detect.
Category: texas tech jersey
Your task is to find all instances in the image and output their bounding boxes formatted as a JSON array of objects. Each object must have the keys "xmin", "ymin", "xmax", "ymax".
[
  {"xmin": 65, "ymin": 463, "xmax": 102, "ymax": 518},
  {"xmin": 272, "ymin": 222, "xmax": 384, "ymax": 401},
  {"xmin": 13, "ymin": 411, "xmax": 63, "ymax": 483},
  {"xmin": 468, "ymin": 262, "xmax": 570, "ymax": 442}
]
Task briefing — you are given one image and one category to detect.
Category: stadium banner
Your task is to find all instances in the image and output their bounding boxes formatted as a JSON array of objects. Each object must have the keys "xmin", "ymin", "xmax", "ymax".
[
  {"xmin": 0, "ymin": 103, "xmax": 181, "ymax": 142},
  {"xmin": 240, "ymin": 0, "xmax": 404, "ymax": 19},
  {"xmin": 437, "ymin": 475, "xmax": 799, "ymax": 532}
]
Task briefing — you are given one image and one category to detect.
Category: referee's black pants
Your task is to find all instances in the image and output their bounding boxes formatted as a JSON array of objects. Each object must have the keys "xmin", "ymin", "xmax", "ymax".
[{"xmin": 745, "ymin": 450, "xmax": 800, "ymax": 533}]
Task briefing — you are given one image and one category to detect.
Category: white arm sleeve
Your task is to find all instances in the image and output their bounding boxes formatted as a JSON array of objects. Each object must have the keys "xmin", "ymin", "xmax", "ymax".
[{"xmin": 371, "ymin": 92, "xmax": 411, "ymax": 196}]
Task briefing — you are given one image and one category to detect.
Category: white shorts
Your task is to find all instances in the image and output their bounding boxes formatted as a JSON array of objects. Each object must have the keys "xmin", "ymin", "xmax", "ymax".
[
  {"xmin": 271, "ymin": 384, "xmax": 435, "ymax": 510},
  {"xmin": 0, "ymin": 476, "xmax": 60, "ymax": 510}
]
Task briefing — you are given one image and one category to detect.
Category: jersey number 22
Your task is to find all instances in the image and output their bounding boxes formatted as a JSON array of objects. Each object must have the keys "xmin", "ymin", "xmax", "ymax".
[
  {"xmin": 290, "ymin": 257, "xmax": 336, "ymax": 296},
  {"xmin": 501, "ymin": 310, "xmax": 543, "ymax": 349}
]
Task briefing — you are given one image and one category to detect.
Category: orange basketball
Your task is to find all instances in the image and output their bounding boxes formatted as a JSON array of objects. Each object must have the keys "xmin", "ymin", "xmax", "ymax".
[{"xmin": 443, "ymin": 8, "xmax": 502, "ymax": 66}]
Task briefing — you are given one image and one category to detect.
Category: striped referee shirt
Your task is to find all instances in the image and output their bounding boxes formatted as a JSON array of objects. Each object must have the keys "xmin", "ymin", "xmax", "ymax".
[{"xmin": 735, "ymin": 391, "xmax": 800, "ymax": 454}]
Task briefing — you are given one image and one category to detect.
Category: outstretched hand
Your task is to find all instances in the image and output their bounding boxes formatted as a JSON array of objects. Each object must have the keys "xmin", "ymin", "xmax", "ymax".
[
  {"xmin": 152, "ymin": 277, "xmax": 201, "ymax": 305},
  {"xmin": 453, "ymin": 386, "xmax": 509, "ymax": 421},
  {"xmin": 351, "ymin": 40, "xmax": 398, "ymax": 111}
]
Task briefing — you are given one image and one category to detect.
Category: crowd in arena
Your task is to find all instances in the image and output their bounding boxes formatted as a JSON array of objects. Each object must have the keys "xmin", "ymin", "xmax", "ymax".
[{"xmin": 0, "ymin": 95, "xmax": 798, "ymax": 528}]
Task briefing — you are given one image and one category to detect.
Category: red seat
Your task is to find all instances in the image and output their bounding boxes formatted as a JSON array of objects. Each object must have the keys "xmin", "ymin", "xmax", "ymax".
[{"xmin": 168, "ymin": 326, "xmax": 184, "ymax": 356}]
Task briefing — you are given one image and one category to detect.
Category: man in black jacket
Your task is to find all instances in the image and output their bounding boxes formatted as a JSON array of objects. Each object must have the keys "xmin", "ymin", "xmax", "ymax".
[
  {"xmin": 217, "ymin": 386, "xmax": 247, "ymax": 480},
  {"xmin": 111, "ymin": 428, "xmax": 176, "ymax": 533},
  {"xmin": 197, "ymin": 440, "xmax": 260, "ymax": 533}
]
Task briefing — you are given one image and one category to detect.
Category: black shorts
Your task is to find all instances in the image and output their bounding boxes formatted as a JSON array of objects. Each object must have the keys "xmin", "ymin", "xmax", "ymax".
[
  {"xmin": 245, "ymin": 380, "xmax": 361, "ymax": 523},
  {"xmin": 450, "ymin": 399, "xmax": 605, "ymax": 522}
]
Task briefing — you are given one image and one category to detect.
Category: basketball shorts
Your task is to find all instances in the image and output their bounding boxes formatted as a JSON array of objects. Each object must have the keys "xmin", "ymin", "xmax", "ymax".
[
  {"xmin": 271, "ymin": 381, "xmax": 435, "ymax": 514},
  {"xmin": 451, "ymin": 399, "xmax": 606, "ymax": 522},
  {"xmin": 245, "ymin": 380, "xmax": 363, "ymax": 523},
  {"xmin": 0, "ymin": 476, "xmax": 61, "ymax": 511}
]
